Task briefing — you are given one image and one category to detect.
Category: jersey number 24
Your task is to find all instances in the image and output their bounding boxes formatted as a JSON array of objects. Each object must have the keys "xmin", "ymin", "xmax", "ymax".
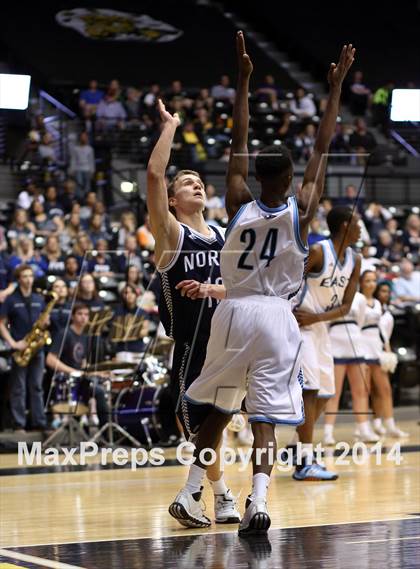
[{"xmin": 238, "ymin": 228, "xmax": 278, "ymax": 270}]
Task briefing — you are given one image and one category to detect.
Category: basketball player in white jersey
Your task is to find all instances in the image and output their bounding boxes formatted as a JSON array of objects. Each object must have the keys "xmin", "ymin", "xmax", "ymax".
[
  {"xmin": 169, "ymin": 32, "xmax": 355, "ymax": 534},
  {"xmin": 147, "ymin": 100, "xmax": 239, "ymax": 527},
  {"xmin": 291, "ymin": 206, "xmax": 364, "ymax": 479}
]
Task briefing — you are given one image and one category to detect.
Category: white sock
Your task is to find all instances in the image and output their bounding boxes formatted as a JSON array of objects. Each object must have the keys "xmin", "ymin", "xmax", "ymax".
[
  {"xmin": 358, "ymin": 421, "xmax": 372, "ymax": 436},
  {"xmin": 373, "ymin": 418, "xmax": 383, "ymax": 429},
  {"xmin": 185, "ymin": 464, "xmax": 206, "ymax": 495},
  {"xmin": 384, "ymin": 417, "xmax": 396, "ymax": 431},
  {"xmin": 209, "ymin": 475, "xmax": 228, "ymax": 496},
  {"xmin": 251, "ymin": 473, "xmax": 270, "ymax": 500},
  {"xmin": 324, "ymin": 424, "xmax": 334, "ymax": 436}
]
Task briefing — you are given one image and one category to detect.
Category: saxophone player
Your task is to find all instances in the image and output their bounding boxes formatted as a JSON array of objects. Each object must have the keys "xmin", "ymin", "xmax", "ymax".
[{"xmin": 0, "ymin": 264, "xmax": 47, "ymax": 432}]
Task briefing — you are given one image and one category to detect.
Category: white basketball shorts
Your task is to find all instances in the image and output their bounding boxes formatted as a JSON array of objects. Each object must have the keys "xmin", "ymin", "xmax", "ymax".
[
  {"xmin": 185, "ymin": 295, "xmax": 304, "ymax": 425},
  {"xmin": 300, "ymin": 323, "xmax": 335, "ymax": 398}
]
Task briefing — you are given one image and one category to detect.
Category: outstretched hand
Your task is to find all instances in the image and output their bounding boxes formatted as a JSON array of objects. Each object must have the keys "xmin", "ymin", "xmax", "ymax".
[
  {"xmin": 157, "ymin": 98, "xmax": 180, "ymax": 128},
  {"xmin": 328, "ymin": 44, "xmax": 356, "ymax": 88},
  {"xmin": 236, "ymin": 30, "xmax": 253, "ymax": 77}
]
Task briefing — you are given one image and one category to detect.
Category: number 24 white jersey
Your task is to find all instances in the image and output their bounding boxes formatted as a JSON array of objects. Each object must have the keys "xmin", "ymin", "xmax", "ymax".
[{"xmin": 221, "ymin": 196, "xmax": 308, "ymax": 299}]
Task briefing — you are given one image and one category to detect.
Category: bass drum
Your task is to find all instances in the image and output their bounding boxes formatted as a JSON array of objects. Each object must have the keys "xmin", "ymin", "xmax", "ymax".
[{"xmin": 113, "ymin": 384, "xmax": 165, "ymax": 444}]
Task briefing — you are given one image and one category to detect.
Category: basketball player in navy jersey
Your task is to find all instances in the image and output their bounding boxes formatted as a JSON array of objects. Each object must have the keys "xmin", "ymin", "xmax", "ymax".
[
  {"xmin": 170, "ymin": 32, "xmax": 355, "ymax": 534},
  {"xmin": 146, "ymin": 100, "xmax": 239, "ymax": 527}
]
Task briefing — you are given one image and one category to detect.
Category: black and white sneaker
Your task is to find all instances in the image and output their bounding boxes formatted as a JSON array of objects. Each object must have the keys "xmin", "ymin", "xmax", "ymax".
[
  {"xmin": 238, "ymin": 496, "xmax": 271, "ymax": 536},
  {"xmin": 169, "ymin": 487, "xmax": 211, "ymax": 528},
  {"xmin": 214, "ymin": 489, "xmax": 241, "ymax": 523}
]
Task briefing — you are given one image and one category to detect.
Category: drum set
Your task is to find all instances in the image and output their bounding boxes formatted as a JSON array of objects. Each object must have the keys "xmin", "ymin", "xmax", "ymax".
[{"xmin": 43, "ymin": 339, "xmax": 173, "ymax": 449}]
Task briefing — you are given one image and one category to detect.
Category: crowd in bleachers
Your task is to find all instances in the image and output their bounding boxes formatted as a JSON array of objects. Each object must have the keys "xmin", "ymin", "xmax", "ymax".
[{"xmin": 0, "ymin": 72, "xmax": 418, "ymax": 434}]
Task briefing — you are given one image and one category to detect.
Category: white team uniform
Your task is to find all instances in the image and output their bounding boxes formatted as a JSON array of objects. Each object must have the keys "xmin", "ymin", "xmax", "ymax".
[
  {"xmin": 296, "ymin": 239, "xmax": 356, "ymax": 397},
  {"xmin": 185, "ymin": 196, "xmax": 307, "ymax": 425},
  {"xmin": 329, "ymin": 292, "xmax": 366, "ymax": 363},
  {"xmin": 361, "ymin": 298, "xmax": 384, "ymax": 363}
]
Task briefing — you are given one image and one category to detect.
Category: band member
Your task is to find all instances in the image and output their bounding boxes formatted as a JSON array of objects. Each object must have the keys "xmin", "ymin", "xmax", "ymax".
[
  {"xmin": 111, "ymin": 284, "xmax": 151, "ymax": 355},
  {"xmin": 50, "ymin": 278, "xmax": 72, "ymax": 336},
  {"xmin": 46, "ymin": 303, "xmax": 109, "ymax": 427},
  {"xmin": 0, "ymin": 264, "xmax": 47, "ymax": 432}
]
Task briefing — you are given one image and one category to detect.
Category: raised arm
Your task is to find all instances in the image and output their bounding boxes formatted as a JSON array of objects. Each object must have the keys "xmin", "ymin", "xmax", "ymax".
[
  {"xmin": 146, "ymin": 99, "xmax": 181, "ymax": 265},
  {"xmin": 225, "ymin": 31, "xmax": 254, "ymax": 220},
  {"xmin": 298, "ymin": 45, "xmax": 355, "ymax": 237}
]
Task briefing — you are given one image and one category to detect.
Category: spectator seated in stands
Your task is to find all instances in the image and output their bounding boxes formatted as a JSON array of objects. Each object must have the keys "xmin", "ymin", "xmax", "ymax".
[
  {"xmin": 335, "ymin": 184, "xmax": 365, "ymax": 214},
  {"xmin": 117, "ymin": 211, "xmax": 137, "ymax": 249},
  {"xmin": 349, "ymin": 70, "xmax": 371, "ymax": 116},
  {"xmin": 392, "ymin": 258, "xmax": 420, "ymax": 305},
  {"xmin": 125, "ymin": 87, "xmax": 142, "ymax": 121},
  {"xmin": 403, "ymin": 213, "xmax": 420, "ymax": 256},
  {"xmin": 88, "ymin": 213, "xmax": 111, "ymax": 246},
  {"xmin": 63, "ymin": 255, "xmax": 80, "ymax": 292},
  {"xmin": 30, "ymin": 199, "xmax": 59, "ymax": 236},
  {"xmin": 374, "ymin": 230, "xmax": 394, "ymax": 265},
  {"xmin": 79, "ymin": 79, "xmax": 104, "ymax": 119},
  {"xmin": 360, "ymin": 243, "xmax": 383, "ymax": 273},
  {"xmin": 349, "ymin": 118, "xmax": 377, "ymax": 162},
  {"xmin": 59, "ymin": 179, "xmax": 78, "ymax": 214},
  {"xmin": 88, "ymin": 239, "xmax": 116, "ymax": 278},
  {"xmin": 43, "ymin": 234, "xmax": 66, "ymax": 277},
  {"xmin": 166, "ymin": 79, "xmax": 188, "ymax": 101},
  {"xmin": 79, "ymin": 191, "xmax": 98, "ymax": 222},
  {"xmin": 179, "ymin": 121, "xmax": 207, "ymax": 164},
  {"xmin": 117, "ymin": 235, "xmax": 143, "ymax": 273},
  {"xmin": 137, "ymin": 214, "xmax": 155, "ymax": 252},
  {"xmin": 329, "ymin": 123, "xmax": 351, "ymax": 158},
  {"xmin": 257, "ymin": 74, "xmax": 283, "ymax": 109},
  {"xmin": 8, "ymin": 236, "xmax": 47, "ymax": 280},
  {"xmin": 292, "ymin": 123, "xmax": 316, "ymax": 163},
  {"xmin": 38, "ymin": 132, "xmax": 57, "ymax": 165},
  {"xmin": 118, "ymin": 264, "xmax": 146, "ymax": 298},
  {"xmin": 289, "ymin": 87, "xmax": 317, "ymax": 119},
  {"xmin": 372, "ymin": 81, "xmax": 394, "ymax": 135},
  {"xmin": 205, "ymin": 184, "xmax": 225, "ymax": 223},
  {"xmin": 75, "ymin": 273, "xmax": 105, "ymax": 312},
  {"xmin": 17, "ymin": 182, "xmax": 44, "ymax": 211},
  {"xmin": 211, "ymin": 74, "xmax": 235, "ymax": 103},
  {"xmin": 44, "ymin": 185, "xmax": 64, "ymax": 218},
  {"xmin": 363, "ymin": 202, "xmax": 392, "ymax": 242},
  {"xmin": 110, "ymin": 284, "xmax": 151, "ymax": 355},
  {"xmin": 143, "ymin": 83, "xmax": 161, "ymax": 110},
  {"xmin": 69, "ymin": 132, "xmax": 95, "ymax": 199},
  {"xmin": 96, "ymin": 87, "xmax": 127, "ymax": 129},
  {"xmin": 73, "ymin": 233, "xmax": 94, "ymax": 268},
  {"xmin": 7, "ymin": 209, "xmax": 35, "ymax": 250}
]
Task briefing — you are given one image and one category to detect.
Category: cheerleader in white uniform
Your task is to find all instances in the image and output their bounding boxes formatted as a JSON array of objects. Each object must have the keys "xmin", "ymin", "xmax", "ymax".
[
  {"xmin": 360, "ymin": 271, "xmax": 409, "ymax": 438},
  {"xmin": 324, "ymin": 291, "xmax": 380, "ymax": 444},
  {"xmin": 371, "ymin": 280, "xmax": 409, "ymax": 437}
]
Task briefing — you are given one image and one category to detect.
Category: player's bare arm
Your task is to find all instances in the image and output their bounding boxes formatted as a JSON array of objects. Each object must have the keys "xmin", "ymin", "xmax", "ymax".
[
  {"xmin": 297, "ymin": 44, "xmax": 356, "ymax": 241},
  {"xmin": 225, "ymin": 31, "xmax": 254, "ymax": 220},
  {"xmin": 295, "ymin": 254, "xmax": 362, "ymax": 326},
  {"xmin": 146, "ymin": 99, "xmax": 181, "ymax": 267},
  {"xmin": 175, "ymin": 280, "xmax": 227, "ymax": 300}
]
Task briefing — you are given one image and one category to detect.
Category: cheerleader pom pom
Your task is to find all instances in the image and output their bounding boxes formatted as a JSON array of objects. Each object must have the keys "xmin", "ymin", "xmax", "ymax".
[{"xmin": 379, "ymin": 351, "xmax": 398, "ymax": 373}]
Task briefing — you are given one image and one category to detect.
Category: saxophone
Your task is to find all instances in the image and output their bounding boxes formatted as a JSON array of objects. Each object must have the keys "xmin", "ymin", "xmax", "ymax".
[{"xmin": 13, "ymin": 290, "xmax": 59, "ymax": 367}]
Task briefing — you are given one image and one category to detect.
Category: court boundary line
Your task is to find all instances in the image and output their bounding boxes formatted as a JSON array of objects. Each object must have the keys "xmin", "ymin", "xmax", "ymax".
[
  {"xmin": 0, "ymin": 548, "xmax": 86, "ymax": 569},
  {"xmin": 2, "ymin": 516, "xmax": 418, "ymax": 550}
]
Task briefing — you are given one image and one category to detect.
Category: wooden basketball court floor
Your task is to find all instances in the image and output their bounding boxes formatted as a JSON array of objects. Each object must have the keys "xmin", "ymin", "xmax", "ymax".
[{"xmin": 0, "ymin": 413, "xmax": 419, "ymax": 568}]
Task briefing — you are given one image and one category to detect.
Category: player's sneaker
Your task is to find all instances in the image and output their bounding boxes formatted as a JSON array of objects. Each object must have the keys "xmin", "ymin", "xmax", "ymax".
[
  {"xmin": 354, "ymin": 426, "xmax": 380, "ymax": 443},
  {"xmin": 373, "ymin": 419, "xmax": 386, "ymax": 436},
  {"xmin": 214, "ymin": 489, "xmax": 241, "ymax": 524},
  {"xmin": 293, "ymin": 463, "xmax": 338, "ymax": 481},
  {"xmin": 238, "ymin": 496, "xmax": 271, "ymax": 536},
  {"xmin": 323, "ymin": 432, "xmax": 336, "ymax": 446},
  {"xmin": 169, "ymin": 487, "xmax": 211, "ymax": 528},
  {"xmin": 385, "ymin": 426, "xmax": 409, "ymax": 438}
]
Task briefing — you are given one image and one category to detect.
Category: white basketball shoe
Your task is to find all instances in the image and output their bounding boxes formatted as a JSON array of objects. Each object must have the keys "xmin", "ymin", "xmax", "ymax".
[
  {"xmin": 214, "ymin": 489, "xmax": 241, "ymax": 524},
  {"xmin": 238, "ymin": 496, "xmax": 271, "ymax": 536},
  {"xmin": 169, "ymin": 487, "xmax": 211, "ymax": 528}
]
